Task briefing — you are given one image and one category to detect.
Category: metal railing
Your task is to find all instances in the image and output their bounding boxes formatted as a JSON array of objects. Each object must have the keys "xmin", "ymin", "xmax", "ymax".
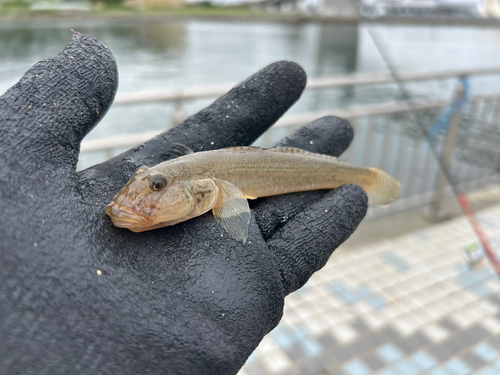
[
  {"xmin": 110, "ymin": 68, "xmax": 500, "ymax": 106},
  {"xmin": 79, "ymin": 67, "xmax": 500, "ymax": 217},
  {"xmin": 342, "ymin": 93, "xmax": 500, "ymax": 218}
]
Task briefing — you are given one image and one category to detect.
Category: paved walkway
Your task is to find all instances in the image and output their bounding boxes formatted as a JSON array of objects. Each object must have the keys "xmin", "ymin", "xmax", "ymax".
[{"xmin": 239, "ymin": 204, "xmax": 500, "ymax": 375}]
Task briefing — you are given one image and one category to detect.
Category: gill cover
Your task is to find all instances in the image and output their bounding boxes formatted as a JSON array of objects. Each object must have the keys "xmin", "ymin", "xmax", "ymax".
[{"xmin": 136, "ymin": 178, "xmax": 220, "ymax": 232}]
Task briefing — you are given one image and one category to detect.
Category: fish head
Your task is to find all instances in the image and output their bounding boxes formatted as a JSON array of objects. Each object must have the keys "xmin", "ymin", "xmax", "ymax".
[{"xmin": 105, "ymin": 166, "xmax": 219, "ymax": 232}]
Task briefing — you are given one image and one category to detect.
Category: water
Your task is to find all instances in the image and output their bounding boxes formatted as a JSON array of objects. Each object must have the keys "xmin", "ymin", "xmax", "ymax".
[{"xmin": 2, "ymin": 19, "xmax": 500, "ymax": 166}]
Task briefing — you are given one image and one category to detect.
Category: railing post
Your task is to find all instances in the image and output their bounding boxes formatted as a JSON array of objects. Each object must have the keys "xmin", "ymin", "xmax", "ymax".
[
  {"xmin": 105, "ymin": 148, "xmax": 113, "ymax": 161},
  {"xmin": 425, "ymin": 81, "xmax": 466, "ymax": 222},
  {"xmin": 172, "ymin": 99, "xmax": 186, "ymax": 128}
]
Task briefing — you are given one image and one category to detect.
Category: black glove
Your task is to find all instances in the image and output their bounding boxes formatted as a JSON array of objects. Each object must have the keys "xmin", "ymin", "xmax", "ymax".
[{"xmin": 0, "ymin": 34, "xmax": 367, "ymax": 375}]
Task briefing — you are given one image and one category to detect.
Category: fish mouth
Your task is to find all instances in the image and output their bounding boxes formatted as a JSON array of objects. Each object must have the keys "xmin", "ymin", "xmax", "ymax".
[{"xmin": 105, "ymin": 202, "xmax": 150, "ymax": 228}]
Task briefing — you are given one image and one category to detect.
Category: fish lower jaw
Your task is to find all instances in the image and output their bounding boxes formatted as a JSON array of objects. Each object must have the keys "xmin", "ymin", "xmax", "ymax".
[
  {"xmin": 108, "ymin": 216, "xmax": 150, "ymax": 230},
  {"xmin": 105, "ymin": 203, "xmax": 152, "ymax": 228},
  {"xmin": 124, "ymin": 217, "xmax": 197, "ymax": 232},
  {"xmin": 125, "ymin": 221, "xmax": 182, "ymax": 232}
]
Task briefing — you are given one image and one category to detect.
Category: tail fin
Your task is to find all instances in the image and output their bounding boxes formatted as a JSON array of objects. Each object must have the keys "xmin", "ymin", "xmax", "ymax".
[{"xmin": 366, "ymin": 167, "xmax": 401, "ymax": 206}]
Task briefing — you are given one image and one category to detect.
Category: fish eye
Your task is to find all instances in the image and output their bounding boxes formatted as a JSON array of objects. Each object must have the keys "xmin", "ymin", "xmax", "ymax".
[{"xmin": 148, "ymin": 174, "xmax": 168, "ymax": 192}]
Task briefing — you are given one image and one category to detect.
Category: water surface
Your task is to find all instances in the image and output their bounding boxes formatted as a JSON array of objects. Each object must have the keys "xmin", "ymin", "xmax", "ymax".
[{"xmin": 1, "ymin": 19, "xmax": 500, "ymax": 168}]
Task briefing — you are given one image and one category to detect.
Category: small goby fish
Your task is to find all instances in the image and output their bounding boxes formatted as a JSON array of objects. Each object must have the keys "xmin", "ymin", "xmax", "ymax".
[{"xmin": 105, "ymin": 146, "xmax": 401, "ymax": 244}]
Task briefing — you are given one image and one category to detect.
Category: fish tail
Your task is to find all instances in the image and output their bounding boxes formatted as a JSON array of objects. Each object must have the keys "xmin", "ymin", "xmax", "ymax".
[{"xmin": 365, "ymin": 167, "xmax": 401, "ymax": 205}]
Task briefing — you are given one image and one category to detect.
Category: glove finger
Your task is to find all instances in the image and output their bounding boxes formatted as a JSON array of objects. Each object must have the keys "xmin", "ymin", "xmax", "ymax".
[
  {"xmin": 0, "ymin": 33, "xmax": 117, "ymax": 171},
  {"xmin": 80, "ymin": 61, "xmax": 307, "ymax": 199},
  {"xmin": 251, "ymin": 116, "xmax": 354, "ymax": 240},
  {"xmin": 267, "ymin": 184, "xmax": 367, "ymax": 295}
]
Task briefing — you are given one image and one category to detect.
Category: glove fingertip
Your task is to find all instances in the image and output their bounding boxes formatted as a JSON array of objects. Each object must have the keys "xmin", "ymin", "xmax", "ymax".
[
  {"xmin": 269, "ymin": 60, "xmax": 307, "ymax": 92},
  {"xmin": 273, "ymin": 116, "xmax": 354, "ymax": 157},
  {"xmin": 1, "ymin": 33, "xmax": 118, "ymax": 171}
]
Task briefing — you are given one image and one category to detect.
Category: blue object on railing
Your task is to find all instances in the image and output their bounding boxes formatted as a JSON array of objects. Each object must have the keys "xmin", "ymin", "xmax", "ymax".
[{"xmin": 426, "ymin": 76, "xmax": 470, "ymax": 141}]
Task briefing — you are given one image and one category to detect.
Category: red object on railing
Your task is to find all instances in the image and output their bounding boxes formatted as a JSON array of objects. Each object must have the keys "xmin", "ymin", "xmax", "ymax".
[{"xmin": 457, "ymin": 192, "xmax": 500, "ymax": 278}]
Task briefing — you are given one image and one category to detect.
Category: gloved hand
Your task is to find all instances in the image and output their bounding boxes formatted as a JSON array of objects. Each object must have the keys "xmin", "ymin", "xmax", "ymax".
[{"xmin": 0, "ymin": 34, "xmax": 367, "ymax": 374}]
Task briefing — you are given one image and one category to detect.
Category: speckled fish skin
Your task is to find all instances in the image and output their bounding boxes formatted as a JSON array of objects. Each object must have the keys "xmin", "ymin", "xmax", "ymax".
[
  {"xmin": 105, "ymin": 146, "xmax": 400, "ymax": 243},
  {"xmin": 173, "ymin": 146, "xmax": 400, "ymax": 203}
]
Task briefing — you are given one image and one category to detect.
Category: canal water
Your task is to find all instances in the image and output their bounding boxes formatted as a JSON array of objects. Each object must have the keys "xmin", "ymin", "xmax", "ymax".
[{"xmin": 1, "ymin": 19, "xmax": 500, "ymax": 171}]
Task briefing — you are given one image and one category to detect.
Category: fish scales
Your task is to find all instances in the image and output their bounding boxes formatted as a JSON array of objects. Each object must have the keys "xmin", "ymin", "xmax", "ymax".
[{"xmin": 166, "ymin": 147, "xmax": 373, "ymax": 199}]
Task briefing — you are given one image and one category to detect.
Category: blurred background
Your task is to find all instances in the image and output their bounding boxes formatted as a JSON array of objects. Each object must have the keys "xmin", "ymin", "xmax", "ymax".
[{"xmin": 2, "ymin": 0, "xmax": 500, "ymax": 373}]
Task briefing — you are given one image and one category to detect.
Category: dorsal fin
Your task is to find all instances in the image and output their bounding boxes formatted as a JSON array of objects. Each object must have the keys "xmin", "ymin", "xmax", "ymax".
[
  {"xmin": 265, "ymin": 147, "xmax": 339, "ymax": 161},
  {"xmin": 216, "ymin": 146, "xmax": 338, "ymax": 160}
]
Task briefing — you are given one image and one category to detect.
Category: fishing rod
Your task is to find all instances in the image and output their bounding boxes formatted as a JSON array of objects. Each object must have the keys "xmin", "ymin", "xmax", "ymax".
[{"xmin": 345, "ymin": 9, "xmax": 500, "ymax": 276}]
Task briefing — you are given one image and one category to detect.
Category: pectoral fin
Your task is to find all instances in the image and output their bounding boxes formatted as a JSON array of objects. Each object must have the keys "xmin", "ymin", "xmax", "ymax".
[{"xmin": 212, "ymin": 179, "xmax": 251, "ymax": 245}]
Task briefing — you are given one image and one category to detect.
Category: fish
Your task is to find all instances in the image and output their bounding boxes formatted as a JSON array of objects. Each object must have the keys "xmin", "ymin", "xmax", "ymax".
[{"xmin": 105, "ymin": 146, "xmax": 401, "ymax": 244}]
